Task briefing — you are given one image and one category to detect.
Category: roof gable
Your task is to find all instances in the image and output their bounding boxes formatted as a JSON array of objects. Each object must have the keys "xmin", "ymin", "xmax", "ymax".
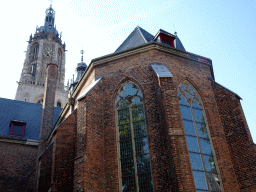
[{"xmin": 115, "ymin": 26, "xmax": 154, "ymax": 53}]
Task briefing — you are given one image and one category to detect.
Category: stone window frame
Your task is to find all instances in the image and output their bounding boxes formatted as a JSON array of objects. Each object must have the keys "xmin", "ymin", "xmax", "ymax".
[
  {"xmin": 32, "ymin": 43, "xmax": 39, "ymax": 61},
  {"xmin": 115, "ymin": 80, "xmax": 154, "ymax": 192},
  {"xmin": 10, "ymin": 121, "xmax": 26, "ymax": 136},
  {"xmin": 177, "ymin": 80, "xmax": 223, "ymax": 191}
]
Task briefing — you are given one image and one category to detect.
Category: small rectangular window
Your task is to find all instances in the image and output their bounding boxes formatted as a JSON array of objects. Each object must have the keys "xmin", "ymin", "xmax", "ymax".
[{"xmin": 10, "ymin": 121, "xmax": 26, "ymax": 136}]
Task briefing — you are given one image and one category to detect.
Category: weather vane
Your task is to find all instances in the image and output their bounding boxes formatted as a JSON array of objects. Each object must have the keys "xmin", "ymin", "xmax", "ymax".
[
  {"xmin": 80, "ymin": 49, "xmax": 84, "ymax": 62},
  {"xmin": 49, "ymin": 0, "xmax": 53, "ymax": 6}
]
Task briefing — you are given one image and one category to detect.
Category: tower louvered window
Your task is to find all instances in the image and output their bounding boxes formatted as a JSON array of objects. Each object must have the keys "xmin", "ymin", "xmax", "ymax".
[
  {"xmin": 57, "ymin": 49, "xmax": 62, "ymax": 66},
  {"xmin": 33, "ymin": 45, "xmax": 39, "ymax": 60},
  {"xmin": 177, "ymin": 82, "xmax": 222, "ymax": 192},
  {"xmin": 116, "ymin": 82, "xmax": 153, "ymax": 192}
]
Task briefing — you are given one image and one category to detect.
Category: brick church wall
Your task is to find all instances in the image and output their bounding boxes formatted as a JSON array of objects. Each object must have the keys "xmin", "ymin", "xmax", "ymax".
[
  {"xmin": 0, "ymin": 141, "xmax": 37, "ymax": 192},
  {"xmin": 50, "ymin": 109, "xmax": 77, "ymax": 192},
  {"xmin": 54, "ymin": 43, "xmax": 252, "ymax": 191},
  {"xmin": 92, "ymin": 47, "xmax": 240, "ymax": 191},
  {"xmin": 211, "ymin": 82, "xmax": 256, "ymax": 191},
  {"xmin": 74, "ymin": 80, "xmax": 105, "ymax": 191}
]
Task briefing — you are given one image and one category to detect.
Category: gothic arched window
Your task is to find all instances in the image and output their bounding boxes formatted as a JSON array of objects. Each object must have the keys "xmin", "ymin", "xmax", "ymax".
[
  {"xmin": 116, "ymin": 82, "xmax": 153, "ymax": 192},
  {"xmin": 32, "ymin": 44, "xmax": 39, "ymax": 60},
  {"xmin": 177, "ymin": 82, "xmax": 222, "ymax": 191}
]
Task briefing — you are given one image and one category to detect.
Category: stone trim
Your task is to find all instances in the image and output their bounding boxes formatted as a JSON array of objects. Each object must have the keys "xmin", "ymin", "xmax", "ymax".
[{"xmin": 0, "ymin": 136, "xmax": 39, "ymax": 146}]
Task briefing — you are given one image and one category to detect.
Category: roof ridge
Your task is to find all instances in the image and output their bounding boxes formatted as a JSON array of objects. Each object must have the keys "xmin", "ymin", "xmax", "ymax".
[{"xmin": 136, "ymin": 26, "xmax": 148, "ymax": 43}]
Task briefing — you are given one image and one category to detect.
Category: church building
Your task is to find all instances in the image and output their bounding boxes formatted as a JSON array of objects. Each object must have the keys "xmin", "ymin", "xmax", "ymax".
[{"xmin": 1, "ymin": 5, "xmax": 256, "ymax": 192}]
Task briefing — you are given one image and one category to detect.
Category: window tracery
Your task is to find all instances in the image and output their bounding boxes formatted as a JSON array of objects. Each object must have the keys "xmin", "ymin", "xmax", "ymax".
[
  {"xmin": 116, "ymin": 82, "xmax": 153, "ymax": 192},
  {"xmin": 177, "ymin": 82, "xmax": 222, "ymax": 191}
]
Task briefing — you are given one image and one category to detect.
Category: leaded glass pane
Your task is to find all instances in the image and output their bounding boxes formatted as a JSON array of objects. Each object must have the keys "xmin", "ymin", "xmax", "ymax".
[
  {"xmin": 135, "ymin": 137, "xmax": 149, "ymax": 156},
  {"xmin": 121, "ymin": 84, "xmax": 137, "ymax": 97},
  {"xmin": 180, "ymin": 84, "xmax": 187, "ymax": 90},
  {"xmin": 186, "ymin": 136, "xmax": 200, "ymax": 153},
  {"xmin": 178, "ymin": 82, "xmax": 222, "ymax": 191},
  {"xmin": 179, "ymin": 96, "xmax": 190, "ymax": 106},
  {"xmin": 138, "ymin": 90, "xmax": 143, "ymax": 97},
  {"xmin": 133, "ymin": 121, "xmax": 147, "ymax": 138},
  {"xmin": 193, "ymin": 108, "xmax": 204, "ymax": 122},
  {"xmin": 206, "ymin": 173, "xmax": 222, "ymax": 192},
  {"xmin": 196, "ymin": 122, "xmax": 208, "ymax": 138},
  {"xmin": 138, "ymin": 173, "xmax": 154, "ymax": 192},
  {"xmin": 136, "ymin": 154, "xmax": 151, "ymax": 174},
  {"xmin": 117, "ymin": 82, "xmax": 153, "ymax": 191},
  {"xmin": 180, "ymin": 105, "xmax": 193, "ymax": 120},
  {"xmin": 132, "ymin": 104, "xmax": 144, "ymax": 122},
  {"xmin": 192, "ymin": 171, "xmax": 208, "ymax": 190},
  {"xmin": 203, "ymin": 155, "xmax": 217, "ymax": 173},
  {"xmin": 189, "ymin": 153, "xmax": 204, "ymax": 171},
  {"xmin": 185, "ymin": 92, "xmax": 193, "ymax": 98},
  {"xmin": 192, "ymin": 99, "xmax": 202, "ymax": 109},
  {"xmin": 121, "ymin": 157, "xmax": 135, "ymax": 177},
  {"xmin": 118, "ymin": 99, "xmax": 129, "ymax": 109},
  {"xmin": 133, "ymin": 97, "xmax": 142, "ymax": 104},
  {"xmin": 122, "ymin": 176, "xmax": 137, "ymax": 192},
  {"xmin": 183, "ymin": 120, "xmax": 196, "ymax": 136},
  {"xmin": 120, "ymin": 140, "xmax": 133, "ymax": 159},
  {"xmin": 189, "ymin": 86, "xmax": 194, "ymax": 95},
  {"xmin": 199, "ymin": 138, "xmax": 212, "ymax": 154}
]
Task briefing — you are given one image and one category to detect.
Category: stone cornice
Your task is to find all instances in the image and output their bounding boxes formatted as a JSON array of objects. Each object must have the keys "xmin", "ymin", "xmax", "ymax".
[
  {"xmin": 92, "ymin": 42, "xmax": 212, "ymax": 66},
  {"xmin": 0, "ymin": 136, "xmax": 39, "ymax": 146}
]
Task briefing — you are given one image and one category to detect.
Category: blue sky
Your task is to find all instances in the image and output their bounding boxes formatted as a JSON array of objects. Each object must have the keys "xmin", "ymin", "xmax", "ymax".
[{"xmin": 0, "ymin": 0, "xmax": 255, "ymax": 141}]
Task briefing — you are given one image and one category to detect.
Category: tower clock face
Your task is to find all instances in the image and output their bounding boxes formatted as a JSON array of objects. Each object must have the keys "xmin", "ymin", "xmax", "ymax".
[{"xmin": 43, "ymin": 48, "xmax": 55, "ymax": 58}]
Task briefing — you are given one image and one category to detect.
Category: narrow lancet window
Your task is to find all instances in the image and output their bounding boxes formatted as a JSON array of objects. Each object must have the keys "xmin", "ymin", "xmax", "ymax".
[
  {"xmin": 116, "ymin": 82, "xmax": 153, "ymax": 192},
  {"xmin": 33, "ymin": 44, "xmax": 39, "ymax": 60},
  {"xmin": 178, "ymin": 82, "xmax": 222, "ymax": 192},
  {"xmin": 57, "ymin": 49, "xmax": 62, "ymax": 66}
]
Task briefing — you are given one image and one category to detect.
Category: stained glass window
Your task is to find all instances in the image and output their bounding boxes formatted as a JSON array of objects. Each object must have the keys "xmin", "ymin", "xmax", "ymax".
[
  {"xmin": 116, "ymin": 82, "xmax": 153, "ymax": 192},
  {"xmin": 178, "ymin": 82, "xmax": 222, "ymax": 192}
]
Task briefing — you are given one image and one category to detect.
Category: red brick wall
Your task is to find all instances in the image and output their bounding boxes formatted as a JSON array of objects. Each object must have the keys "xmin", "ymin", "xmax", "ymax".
[
  {"xmin": 0, "ymin": 141, "xmax": 37, "ymax": 192},
  {"xmin": 50, "ymin": 109, "xmax": 77, "ymax": 192},
  {"xmin": 93, "ymin": 48, "xmax": 240, "ymax": 191},
  {"xmin": 211, "ymin": 82, "xmax": 256, "ymax": 191},
  {"xmin": 74, "ymin": 80, "xmax": 105, "ymax": 192},
  {"xmin": 60, "ymin": 45, "xmax": 250, "ymax": 191},
  {"xmin": 38, "ymin": 144, "xmax": 53, "ymax": 192}
]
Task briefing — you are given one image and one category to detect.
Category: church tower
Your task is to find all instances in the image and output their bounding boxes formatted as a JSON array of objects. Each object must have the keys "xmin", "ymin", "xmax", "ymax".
[{"xmin": 15, "ymin": 5, "xmax": 68, "ymax": 108}]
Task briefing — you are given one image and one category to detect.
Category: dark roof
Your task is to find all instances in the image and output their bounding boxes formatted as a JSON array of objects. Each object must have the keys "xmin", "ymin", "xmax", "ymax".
[
  {"xmin": 115, "ymin": 26, "xmax": 154, "ymax": 53},
  {"xmin": 0, "ymin": 98, "xmax": 62, "ymax": 140},
  {"xmin": 115, "ymin": 27, "xmax": 186, "ymax": 53},
  {"xmin": 175, "ymin": 36, "xmax": 186, "ymax": 52}
]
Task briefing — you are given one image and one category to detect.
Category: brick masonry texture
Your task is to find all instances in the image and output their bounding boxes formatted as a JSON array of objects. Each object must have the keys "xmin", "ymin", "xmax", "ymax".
[
  {"xmin": 211, "ymin": 82, "xmax": 256, "ymax": 191},
  {"xmin": 0, "ymin": 141, "xmax": 37, "ymax": 192},
  {"xmin": 39, "ymin": 45, "xmax": 256, "ymax": 191},
  {"xmin": 36, "ymin": 64, "xmax": 58, "ymax": 191},
  {"xmin": 50, "ymin": 109, "xmax": 77, "ymax": 192}
]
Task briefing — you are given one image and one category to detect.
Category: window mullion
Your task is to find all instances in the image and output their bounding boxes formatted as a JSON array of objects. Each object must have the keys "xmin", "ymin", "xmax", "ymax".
[
  {"xmin": 129, "ymin": 102, "xmax": 140, "ymax": 192},
  {"xmin": 190, "ymin": 104, "xmax": 211, "ymax": 191}
]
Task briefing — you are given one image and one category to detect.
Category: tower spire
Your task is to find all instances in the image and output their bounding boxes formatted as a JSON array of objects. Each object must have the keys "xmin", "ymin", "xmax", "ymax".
[{"xmin": 44, "ymin": 4, "xmax": 55, "ymax": 33}]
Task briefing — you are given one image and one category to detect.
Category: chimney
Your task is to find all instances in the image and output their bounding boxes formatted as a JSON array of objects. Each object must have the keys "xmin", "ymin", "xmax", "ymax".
[{"xmin": 36, "ymin": 63, "xmax": 58, "ymax": 191}]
